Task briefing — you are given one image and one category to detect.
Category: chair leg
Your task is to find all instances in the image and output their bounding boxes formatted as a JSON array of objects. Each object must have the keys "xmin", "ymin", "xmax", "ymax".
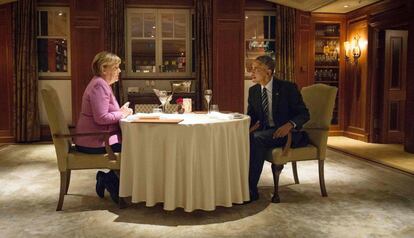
[
  {"xmin": 57, "ymin": 171, "xmax": 68, "ymax": 211},
  {"xmin": 318, "ymin": 160, "xmax": 328, "ymax": 197},
  {"xmin": 271, "ymin": 164, "xmax": 284, "ymax": 203},
  {"xmin": 65, "ymin": 170, "xmax": 71, "ymax": 195},
  {"xmin": 291, "ymin": 161, "xmax": 299, "ymax": 184}
]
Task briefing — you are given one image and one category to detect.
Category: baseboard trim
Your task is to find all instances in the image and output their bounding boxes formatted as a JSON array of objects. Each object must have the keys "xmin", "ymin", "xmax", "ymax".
[
  {"xmin": 343, "ymin": 131, "xmax": 368, "ymax": 142},
  {"xmin": 0, "ymin": 136, "xmax": 14, "ymax": 143}
]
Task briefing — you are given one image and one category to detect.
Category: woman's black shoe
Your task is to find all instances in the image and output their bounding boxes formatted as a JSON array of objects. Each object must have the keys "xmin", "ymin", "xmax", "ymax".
[
  {"xmin": 95, "ymin": 171, "xmax": 106, "ymax": 198},
  {"xmin": 104, "ymin": 171, "xmax": 119, "ymax": 204}
]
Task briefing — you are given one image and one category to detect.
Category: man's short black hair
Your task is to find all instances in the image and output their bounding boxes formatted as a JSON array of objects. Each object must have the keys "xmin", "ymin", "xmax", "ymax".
[{"xmin": 255, "ymin": 55, "xmax": 275, "ymax": 74}]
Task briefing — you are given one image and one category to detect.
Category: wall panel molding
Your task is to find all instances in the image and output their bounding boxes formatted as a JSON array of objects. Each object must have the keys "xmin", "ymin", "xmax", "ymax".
[
  {"xmin": 212, "ymin": 0, "xmax": 244, "ymax": 113},
  {"xmin": 0, "ymin": 4, "xmax": 14, "ymax": 142},
  {"xmin": 70, "ymin": 0, "xmax": 104, "ymax": 124},
  {"xmin": 294, "ymin": 10, "xmax": 311, "ymax": 89}
]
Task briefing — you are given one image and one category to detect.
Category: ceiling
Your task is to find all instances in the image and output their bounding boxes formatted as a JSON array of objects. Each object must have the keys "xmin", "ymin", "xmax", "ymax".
[{"xmin": 266, "ymin": 0, "xmax": 382, "ymax": 13}]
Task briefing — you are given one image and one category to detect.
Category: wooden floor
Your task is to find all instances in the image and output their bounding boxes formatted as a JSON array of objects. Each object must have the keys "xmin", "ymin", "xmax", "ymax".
[{"xmin": 328, "ymin": 136, "xmax": 414, "ymax": 175}]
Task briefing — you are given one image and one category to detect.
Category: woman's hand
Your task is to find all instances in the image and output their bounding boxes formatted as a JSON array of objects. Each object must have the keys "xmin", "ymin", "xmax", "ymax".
[{"xmin": 120, "ymin": 102, "xmax": 133, "ymax": 118}]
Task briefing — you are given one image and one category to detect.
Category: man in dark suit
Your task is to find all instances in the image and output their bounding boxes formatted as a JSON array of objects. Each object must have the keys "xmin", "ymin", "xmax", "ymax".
[{"xmin": 247, "ymin": 55, "xmax": 310, "ymax": 202}]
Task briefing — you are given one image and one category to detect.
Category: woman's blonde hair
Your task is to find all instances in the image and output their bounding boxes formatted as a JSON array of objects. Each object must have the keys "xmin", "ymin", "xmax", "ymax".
[{"xmin": 91, "ymin": 51, "xmax": 121, "ymax": 76}]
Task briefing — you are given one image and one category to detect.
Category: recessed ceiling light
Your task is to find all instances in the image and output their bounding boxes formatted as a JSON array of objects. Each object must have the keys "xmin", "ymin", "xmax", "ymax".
[
  {"xmin": 245, "ymin": 16, "xmax": 249, "ymax": 19},
  {"xmin": 344, "ymin": 5, "xmax": 349, "ymax": 8}
]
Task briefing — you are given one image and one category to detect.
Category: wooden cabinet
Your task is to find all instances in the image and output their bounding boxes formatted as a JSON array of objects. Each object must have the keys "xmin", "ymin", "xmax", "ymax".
[{"xmin": 310, "ymin": 14, "xmax": 346, "ymax": 134}]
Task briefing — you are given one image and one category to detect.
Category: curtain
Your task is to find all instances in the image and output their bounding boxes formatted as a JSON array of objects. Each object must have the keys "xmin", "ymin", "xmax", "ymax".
[
  {"xmin": 195, "ymin": 0, "xmax": 213, "ymax": 110},
  {"xmin": 104, "ymin": 0, "xmax": 125, "ymax": 104},
  {"xmin": 275, "ymin": 5, "xmax": 296, "ymax": 82},
  {"xmin": 12, "ymin": 0, "xmax": 40, "ymax": 142}
]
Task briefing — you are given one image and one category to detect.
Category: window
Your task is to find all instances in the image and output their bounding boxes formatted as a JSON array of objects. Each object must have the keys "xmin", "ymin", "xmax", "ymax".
[
  {"xmin": 245, "ymin": 11, "xmax": 276, "ymax": 75},
  {"xmin": 126, "ymin": 9, "xmax": 192, "ymax": 77},
  {"xmin": 37, "ymin": 7, "xmax": 71, "ymax": 76}
]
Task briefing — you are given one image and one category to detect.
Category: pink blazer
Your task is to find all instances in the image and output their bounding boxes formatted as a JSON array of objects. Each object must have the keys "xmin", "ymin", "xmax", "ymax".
[{"xmin": 74, "ymin": 76, "xmax": 123, "ymax": 148}]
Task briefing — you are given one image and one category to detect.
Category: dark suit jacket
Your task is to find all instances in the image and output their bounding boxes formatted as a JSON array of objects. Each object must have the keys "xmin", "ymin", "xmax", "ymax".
[{"xmin": 247, "ymin": 78, "xmax": 310, "ymax": 145}]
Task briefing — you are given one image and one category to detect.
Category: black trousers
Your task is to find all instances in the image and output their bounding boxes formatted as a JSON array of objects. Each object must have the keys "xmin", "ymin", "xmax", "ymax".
[{"xmin": 249, "ymin": 128, "xmax": 287, "ymax": 194}]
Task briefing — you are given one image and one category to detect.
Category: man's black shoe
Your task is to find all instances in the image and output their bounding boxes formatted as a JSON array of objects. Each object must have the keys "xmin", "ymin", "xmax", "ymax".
[{"xmin": 243, "ymin": 191, "xmax": 259, "ymax": 204}]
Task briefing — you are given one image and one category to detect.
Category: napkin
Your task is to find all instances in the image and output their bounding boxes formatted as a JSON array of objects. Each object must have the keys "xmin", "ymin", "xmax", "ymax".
[{"xmin": 208, "ymin": 112, "xmax": 244, "ymax": 120}]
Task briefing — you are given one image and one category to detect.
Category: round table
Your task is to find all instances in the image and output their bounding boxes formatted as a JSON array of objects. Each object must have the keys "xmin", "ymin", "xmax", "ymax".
[{"xmin": 119, "ymin": 113, "xmax": 250, "ymax": 212}]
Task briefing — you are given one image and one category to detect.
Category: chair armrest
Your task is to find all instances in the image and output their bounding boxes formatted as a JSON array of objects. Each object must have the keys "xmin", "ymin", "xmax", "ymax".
[{"xmin": 53, "ymin": 131, "xmax": 119, "ymax": 161}]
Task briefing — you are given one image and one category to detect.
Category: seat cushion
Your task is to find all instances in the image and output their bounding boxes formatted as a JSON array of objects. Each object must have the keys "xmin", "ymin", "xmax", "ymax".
[{"xmin": 267, "ymin": 144, "xmax": 318, "ymax": 165}]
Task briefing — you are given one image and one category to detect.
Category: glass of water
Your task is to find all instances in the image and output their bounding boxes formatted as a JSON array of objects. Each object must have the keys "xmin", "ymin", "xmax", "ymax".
[{"xmin": 204, "ymin": 89, "xmax": 212, "ymax": 113}]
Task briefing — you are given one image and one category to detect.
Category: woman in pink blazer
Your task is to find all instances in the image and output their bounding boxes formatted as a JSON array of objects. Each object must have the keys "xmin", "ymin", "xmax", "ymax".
[{"xmin": 74, "ymin": 51, "xmax": 132, "ymax": 203}]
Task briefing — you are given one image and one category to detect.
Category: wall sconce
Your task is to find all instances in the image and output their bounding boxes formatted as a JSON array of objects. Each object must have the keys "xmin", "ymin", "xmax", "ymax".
[{"xmin": 344, "ymin": 34, "xmax": 364, "ymax": 64}]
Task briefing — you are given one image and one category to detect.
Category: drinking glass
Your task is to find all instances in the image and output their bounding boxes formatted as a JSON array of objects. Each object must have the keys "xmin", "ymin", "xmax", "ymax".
[
  {"xmin": 204, "ymin": 89, "xmax": 212, "ymax": 113},
  {"xmin": 210, "ymin": 104, "xmax": 219, "ymax": 112},
  {"xmin": 158, "ymin": 90, "xmax": 168, "ymax": 112}
]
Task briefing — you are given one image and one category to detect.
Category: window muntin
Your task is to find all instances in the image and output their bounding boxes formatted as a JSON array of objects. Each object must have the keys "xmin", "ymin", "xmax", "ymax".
[
  {"xmin": 37, "ymin": 7, "xmax": 71, "ymax": 76},
  {"xmin": 245, "ymin": 12, "xmax": 276, "ymax": 75},
  {"xmin": 126, "ymin": 9, "xmax": 191, "ymax": 77}
]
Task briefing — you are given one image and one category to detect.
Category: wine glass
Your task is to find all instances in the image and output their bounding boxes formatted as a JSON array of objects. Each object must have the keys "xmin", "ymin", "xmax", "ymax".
[
  {"xmin": 158, "ymin": 90, "xmax": 168, "ymax": 112},
  {"xmin": 204, "ymin": 89, "xmax": 212, "ymax": 113}
]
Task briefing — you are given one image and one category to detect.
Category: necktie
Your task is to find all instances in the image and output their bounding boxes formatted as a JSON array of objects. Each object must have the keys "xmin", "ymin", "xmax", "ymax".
[{"xmin": 261, "ymin": 87, "xmax": 269, "ymax": 128}]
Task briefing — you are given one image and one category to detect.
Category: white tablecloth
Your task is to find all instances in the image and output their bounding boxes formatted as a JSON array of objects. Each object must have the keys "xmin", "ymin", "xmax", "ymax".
[{"xmin": 119, "ymin": 113, "xmax": 250, "ymax": 212}]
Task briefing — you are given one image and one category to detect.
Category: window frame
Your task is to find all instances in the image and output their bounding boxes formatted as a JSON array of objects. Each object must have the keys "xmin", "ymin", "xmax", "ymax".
[
  {"xmin": 37, "ymin": 6, "xmax": 71, "ymax": 77},
  {"xmin": 126, "ymin": 8, "xmax": 192, "ymax": 78},
  {"xmin": 244, "ymin": 11, "xmax": 276, "ymax": 76}
]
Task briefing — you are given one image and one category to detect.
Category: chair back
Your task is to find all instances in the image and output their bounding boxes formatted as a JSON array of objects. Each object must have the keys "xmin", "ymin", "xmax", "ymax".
[
  {"xmin": 41, "ymin": 86, "xmax": 71, "ymax": 171},
  {"xmin": 135, "ymin": 103, "xmax": 178, "ymax": 113},
  {"xmin": 301, "ymin": 84, "xmax": 337, "ymax": 159}
]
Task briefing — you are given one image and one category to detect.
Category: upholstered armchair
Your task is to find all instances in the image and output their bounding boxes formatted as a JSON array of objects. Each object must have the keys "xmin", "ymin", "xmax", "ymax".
[
  {"xmin": 266, "ymin": 84, "xmax": 338, "ymax": 203},
  {"xmin": 41, "ymin": 86, "xmax": 121, "ymax": 211}
]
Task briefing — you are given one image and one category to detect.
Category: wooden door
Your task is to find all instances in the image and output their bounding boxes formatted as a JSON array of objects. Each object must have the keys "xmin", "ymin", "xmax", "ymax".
[{"xmin": 381, "ymin": 30, "xmax": 407, "ymax": 143}]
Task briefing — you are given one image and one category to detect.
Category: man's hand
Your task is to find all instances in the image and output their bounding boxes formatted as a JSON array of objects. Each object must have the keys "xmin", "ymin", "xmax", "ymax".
[
  {"xmin": 273, "ymin": 122, "xmax": 293, "ymax": 138},
  {"xmin": 249, "ymin": 121, "xmax": 260, "ymax": 133}
]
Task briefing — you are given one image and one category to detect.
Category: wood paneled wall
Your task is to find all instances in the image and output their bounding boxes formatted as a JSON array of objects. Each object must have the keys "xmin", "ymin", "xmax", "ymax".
[
  {"xmin": 346, "ymin": 0, "xmax": 414, "ymax": 150},
  {"xmin": 0, "ymin": 4, "xmax": 14, "ymax": 142},
  {"xmin": 126, "ymin": 0, "xmax": 193, "ymax": 7},
  {"xmin": 245, "ymin": 0, "xmax": 275, "ymax": 10},
  {"xmin": 404, "ymin": 1, "xmax": 414, "ymax": 152},
  {"xmin": 294, "ymin": 10, "xmax": 311, "ymax": 89},
  {"xmin": 212, "ymin": 0, "xmax": 244, "ymax": 112},
  {"xmin": 70, "ymin": 0, "xmax": 105, "ymax": 124}
]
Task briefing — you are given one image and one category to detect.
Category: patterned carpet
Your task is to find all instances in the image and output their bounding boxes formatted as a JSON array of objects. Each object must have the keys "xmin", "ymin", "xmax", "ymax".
[
  {"xmin": 0, "ymin": 144, "xmax": 413, "ymax": 238},
  {"xmin": 328, "ymin": 136, "xmax": 414, "ymax": 175}
]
